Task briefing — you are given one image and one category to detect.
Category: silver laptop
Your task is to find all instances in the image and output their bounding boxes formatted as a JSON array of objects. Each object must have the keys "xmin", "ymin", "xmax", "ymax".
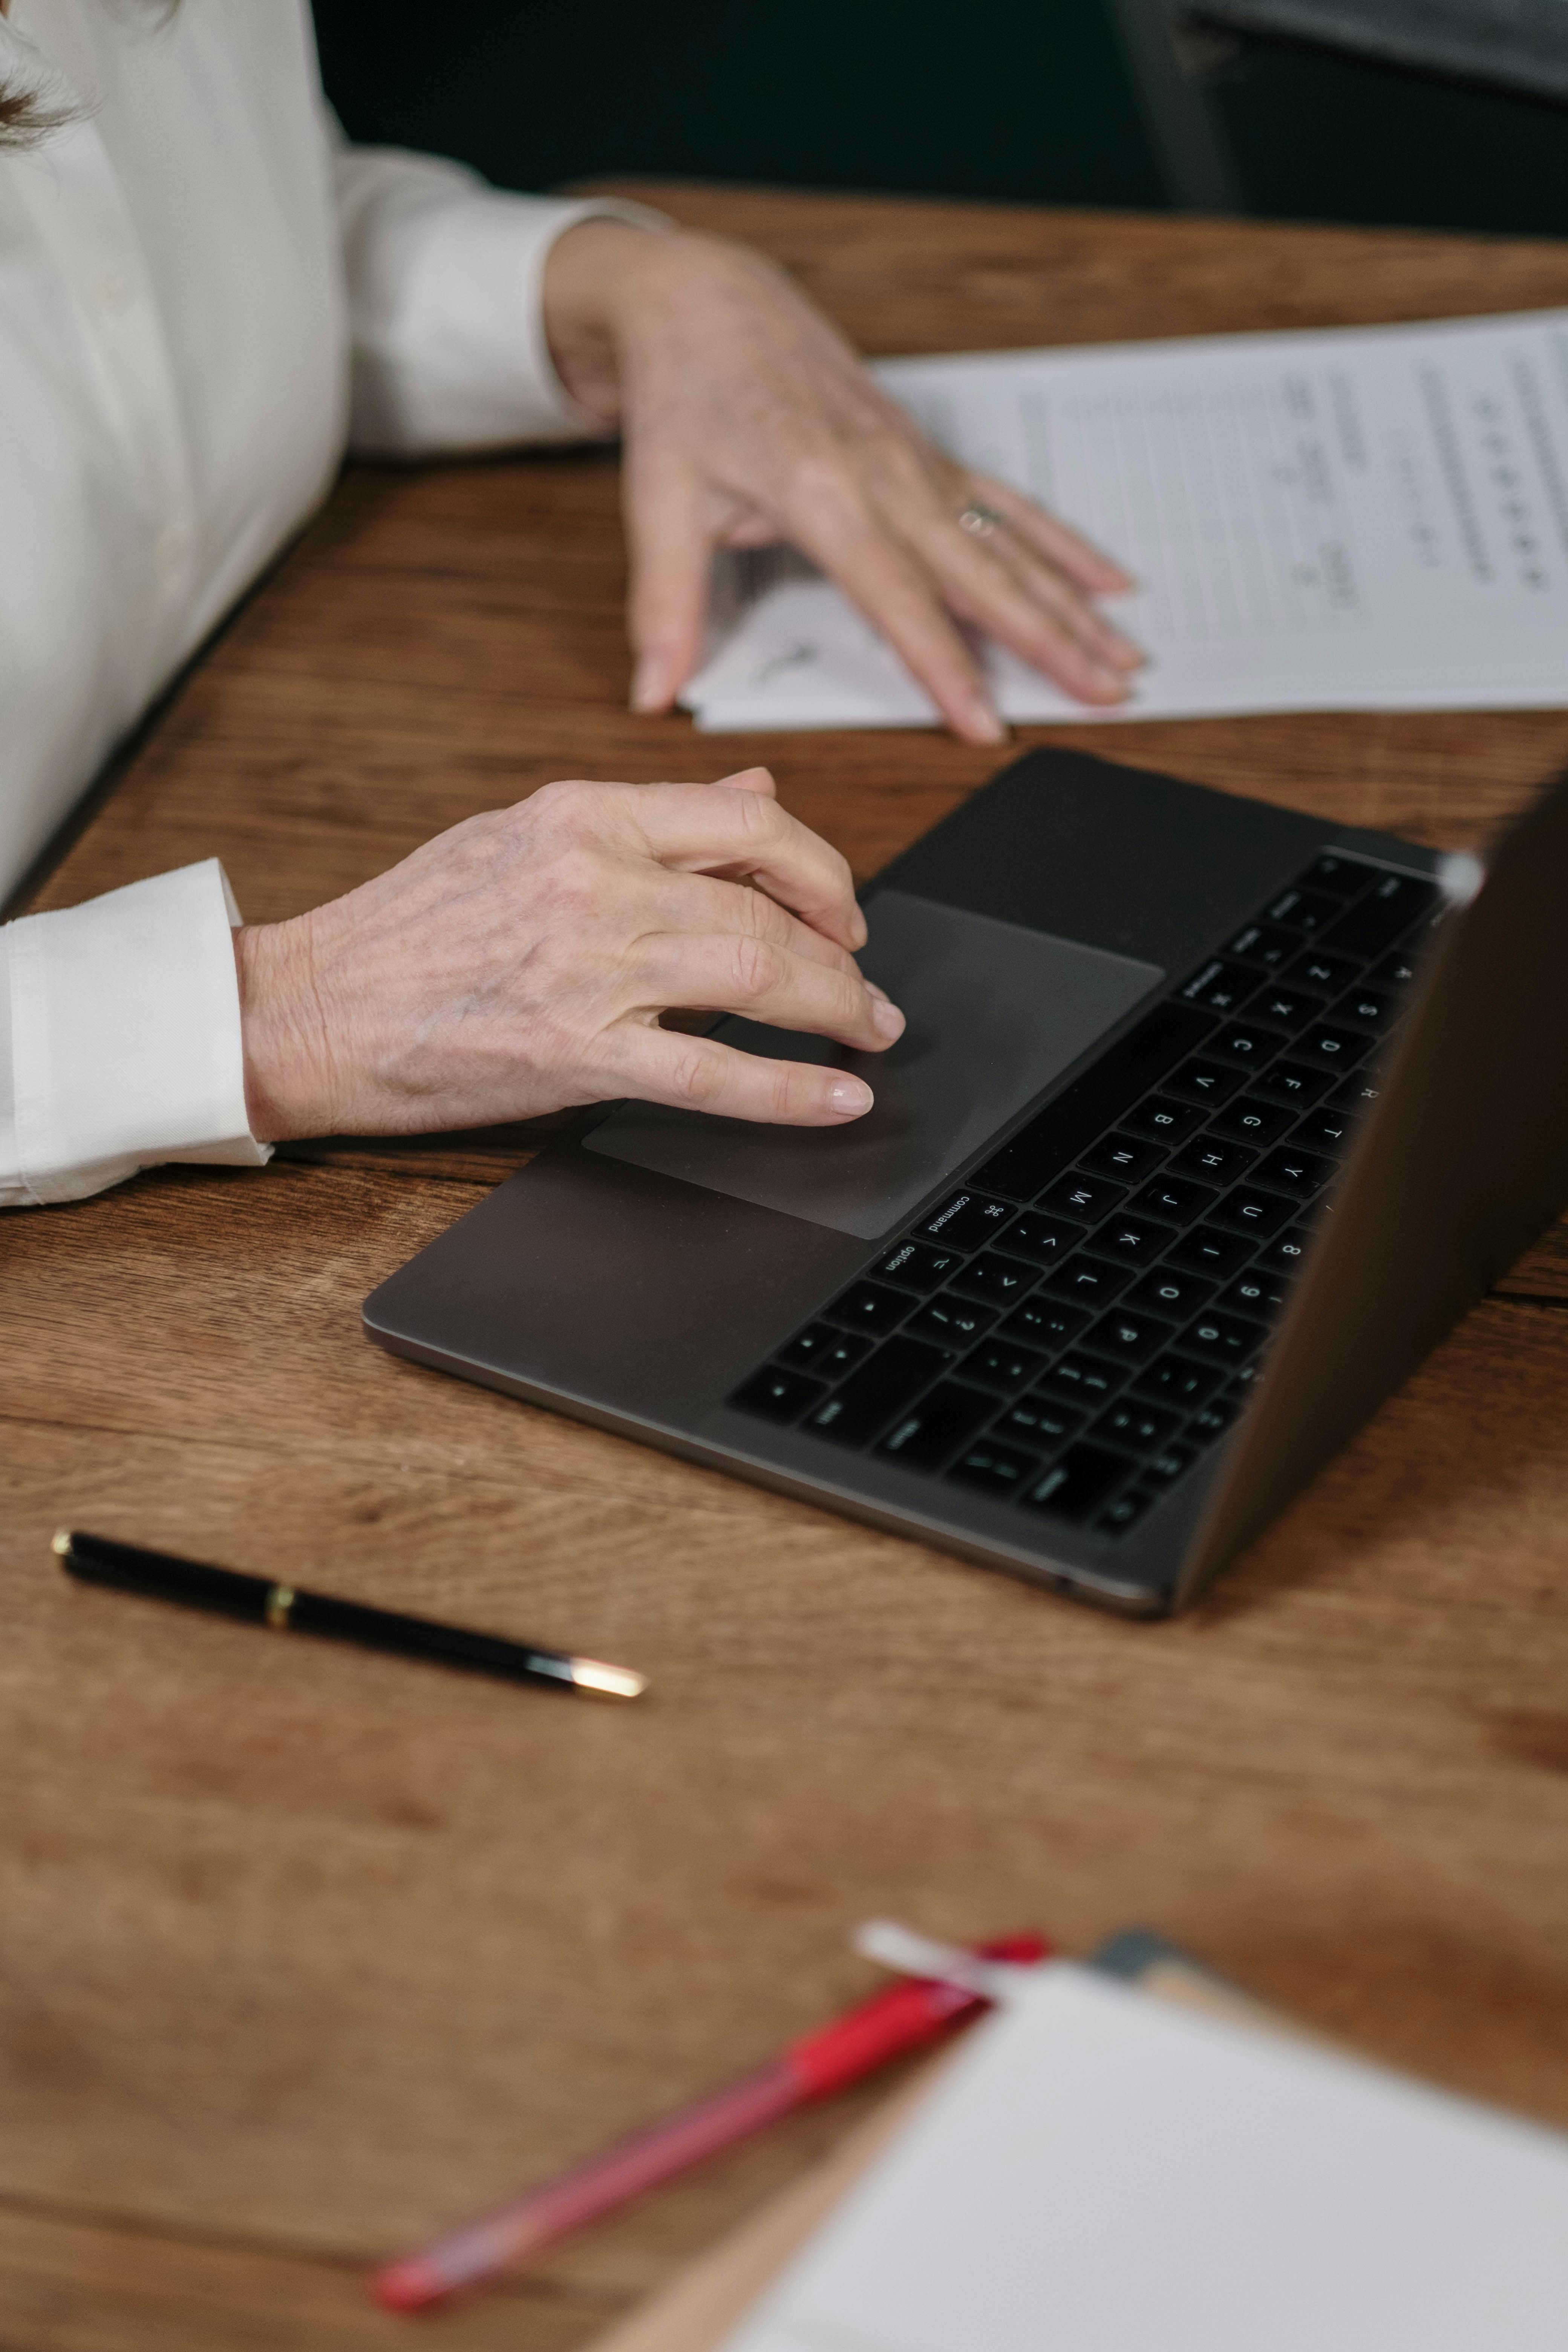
[{"xmin": 364, "ymin": 747, "xmax": 1568, "ymax": 1614}]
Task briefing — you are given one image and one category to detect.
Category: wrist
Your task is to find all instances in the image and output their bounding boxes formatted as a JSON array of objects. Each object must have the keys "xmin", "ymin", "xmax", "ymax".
[
  {"xmin": 233, "ymin": 917, "xmax": 336, "ymax": 1144},
  {"xmin": 542, "ymin": 217, "xmax": 663, "ymax": 423}
]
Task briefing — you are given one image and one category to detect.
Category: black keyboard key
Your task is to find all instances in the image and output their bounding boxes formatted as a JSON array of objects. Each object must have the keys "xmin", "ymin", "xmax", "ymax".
[
  {"xmin": 970, "ymin": 1001, "xmax": 1215, "ymax": 1203},
  {"xmin": 1038, "ymin": 1353, "xmax": 1127, "ymax": 1407},
  {"xmin": 999, "ymin": 1295, "xmax": 1093, "ymax": 1351},
  {"xmin": 1142, "ymin": 1440, "xmax": 1199, "ymax": 1488},
  {"xmin": 1092, "ymin": 1398, "xmax": 1182, "ymax": 1451},
  {"xmin": 1207, "ymin": 1095, "xmax": 1297, "ymax": 1148},
  {"xmin": 1207, "ymin": 1021, "xmax": 1287, "ymax": 1067},
  {"xmin": 1131, "ymin": 1353, "xmax": 1225, "ymax": 1409},
  {"xmin": 1038, "ymin": 1171, "xmax": 1128, "ymax": 1223},
  {"xmin": 1041, "ymin": 1256, "xmax": 1136, "ymax": 1309},
  {"xmin": 1245, "ymin": 983, "xmax": 1331, "ymax": 1035},
  {"xmin": 1163, "ymin": 1223, "xmax": 1256, "ymax": 1279},
  {"xmin": 1330, "ymin": 1071, "xmax": 1384, "ymax": 1113},
  {"xmin": 732, "ymin": 1366, "xmax": 826, "ymax": 1424},
  {"xmin": 876, "ymin": 1381, "xmax": 994, "ymax": 1472},
  {"xmin": 1219, "ymin": 1267, "xmax": 1292, "ymax": 1318},
  {"xmin": 1084, "ymin": 1306, "xmax": 1178, "ymax": 1366},
  {"xmin": 1164, "ymin": 1057, "xmax": 1247, "ymax": 1109},
  {"xmin": 1000, "ymin": 1210, "xmax": 1089, "ymax": 1267},
  {"xmin": 1258, "ymin": 1227, "xmax": 1314, "ymax": 1277},
  {"xmin": 1096, "ymin": 1486, "xmax": 1158, "ymax": 1536},
  {"xmin": 1179, "ymin": 1309, "xmax": 1269, "ymax": 1367},
  {"xmin": 1262, "ymin": 885, "xmax": 1341, "ymax": 935},
  {"xmin": 947, "ymin": 1438, "xmax": 1040, "ymax": 1499},
  {"xmin": 1225, "ymin": 920, "xmax": 1298, "ymax": 971},
  {"xmin": 1294, "ymin": 1023, "xmax": 1372, "ymax": 1073},
  {"xmin": 873, "ymin": 1239, "xmax": 963, "ymax": 1293},
  {"xmin": 1178, "ymin": 957, "xmax": 1260, "ymax": 1016},
  {"xmin": 1021, "ymin": 1443, "xmax": 1133, "ymax": 1524},
  {"xmin": 1293, "ymin": 1106, "xmax": 1355, "ymax": 1155},
  {"xmin": 1299, "ymin": 851, "xmax": 1377, "ymax": 899},
  {"xmin": 1332, "ymin": 985, "xmax": 1398, "ymax": 1035},
  {"xmin": 1167, "ymin": 1135, "xmax": 1256, "ymax": 1187},
  {"xmin": 1092, "ymin": 1211, "xmax": 1181, "ymax": 1266},
  {"xmin": 916, "ymin": 1190, "xmax": 1017, "ymax": 1253},
  {"xmin": 823, "ymin": 1280, "xmax": 913, "ymax": 1337},
  {"xmin": 1189, "ymin": 1392, "xmax": 1242, "ymax": 1444},
  {"xmin": 1282, "ymin": 946, "xmax": 1362, "ymax": 996},
  {"xmin": 905, "ymin": 1295, "xmax": 995, "ymax": 1348},
  {"xmin": 1121, "ymin": 1092, "xmax": 1208, "ymax": 1146},
  {"xmin": 804, "ymin": 1337, "xmax": 949, "ymax": 1448},
  {"xmin": 1078, "ymin": 1130, "xmax": 1170, "ymax": 1184},
  {"xmin": 1208, "ymin": 1186, "xmax": 1295, "ymax": 1241},
  {"xmin": 961, "ymin": 1338, "xmax": 1047, "ymax": 1395},
  {"xmin": 992, "ymin": 1393, "xmax": 1086, "ymax": 1449},
  {"xmin": 1124, "ymin": 1266, "xmax": 1217, "ymax": 1320},
  {"xmin": 1132, "ymin": 1173, "xmax": 1221, "ymax": 1225},
  {"xmin": 1253, "ymin": 1145, "xmax": 1335, "ymax": 1203},
  {"xmin": 776, "ymin": 1323, "xmax": 870, "ymax": 1378},
  {"xmin": 1368, "ymin": 947, "xmax": 1420, "ymax": 989},
  {"xmin": 1250, "ymin": 1059, "xmax": 1334, "ymax": 1111},
  {"xmin": 948, "ymin": 1251, "xmax": 1040, "ymax": 1308},
  {"xmin": 1318, "ymin": 871, "xmax": 1439, "ymax": 962}
]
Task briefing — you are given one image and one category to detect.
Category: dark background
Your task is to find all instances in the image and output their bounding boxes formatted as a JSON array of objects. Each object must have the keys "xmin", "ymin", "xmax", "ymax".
[{"xmin": 311, "ymin": 0, "xmax": 1568, "ymax": 236}]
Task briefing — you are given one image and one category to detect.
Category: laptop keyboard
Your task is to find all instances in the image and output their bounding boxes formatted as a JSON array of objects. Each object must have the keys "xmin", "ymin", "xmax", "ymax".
[{"xmin": 728, "ymin": 852, "xmax": 1444, "ymax": 1540}]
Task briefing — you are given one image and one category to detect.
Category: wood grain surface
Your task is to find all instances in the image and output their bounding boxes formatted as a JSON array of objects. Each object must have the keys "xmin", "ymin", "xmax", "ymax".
[{"xmin": 6, "ymin": 187, "xmax": 1568, "ymax": 2351}]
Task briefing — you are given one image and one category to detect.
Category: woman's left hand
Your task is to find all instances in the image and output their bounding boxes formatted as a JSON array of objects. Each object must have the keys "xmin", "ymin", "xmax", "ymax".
[{"xmin": 543, "ymin": 220, "xmax": 1144, "ymax": 745}]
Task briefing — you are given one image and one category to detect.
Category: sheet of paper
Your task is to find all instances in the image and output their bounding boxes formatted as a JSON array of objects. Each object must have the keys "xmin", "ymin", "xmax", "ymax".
[
  {"xmin": 720, "ymin": 1962, "xmax": 1568, "ymax": 2352},
  {"xmin": 683, "ymin": 308, "xmax": 1568, "ymax": 730}
]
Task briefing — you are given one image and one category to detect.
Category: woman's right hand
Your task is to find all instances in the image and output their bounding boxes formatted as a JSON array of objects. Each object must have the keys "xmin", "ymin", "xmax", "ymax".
[{"xmin": 233, "ymin": 766, "xmax": 903, "ymax": 1142}]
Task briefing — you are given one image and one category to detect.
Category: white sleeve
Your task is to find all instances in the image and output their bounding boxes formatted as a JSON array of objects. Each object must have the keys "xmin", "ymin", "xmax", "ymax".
[
  {"xmin": 0, "ymin": 861, "xmax": 270, "ymax": 1209},
  {"xmin": 330, "ymin": 135, "xmax": 670, "ymax": 457}
]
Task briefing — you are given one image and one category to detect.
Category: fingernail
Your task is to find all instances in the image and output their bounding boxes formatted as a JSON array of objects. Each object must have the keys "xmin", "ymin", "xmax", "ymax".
[
  {"xmin": 966, "ymin": 699, "xmax": 1007, "ymax": 745},
  {"xmin": 872, "ymin": 997, "xmax": 905, "ymax": 1040},
  {"xmin": 865, "ymin": 980, "xmax": 890, "ymax": 1002},
  {"xmin": 631, "ymin": 653, "xmax": 668, "ymax": 713},
  {"xmin": 1092, "ymin": 665, "xmax": 1131, "ymax": 700},
  {"xmin": 829, "ymin": 1078, "xmax": 874, "ymax": 1117}
]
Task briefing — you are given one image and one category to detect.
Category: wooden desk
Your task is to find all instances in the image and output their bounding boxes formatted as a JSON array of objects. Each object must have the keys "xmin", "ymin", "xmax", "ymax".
[{"xmin": 6, "ymin": 188, "xmax": 1568, "ymax": 2352}]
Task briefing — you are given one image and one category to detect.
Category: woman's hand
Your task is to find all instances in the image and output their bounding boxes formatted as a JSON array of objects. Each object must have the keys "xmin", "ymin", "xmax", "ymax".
[
  {"xmin": 544, "ymin": 221, "xmax": 1143, "ymax": 744},
  {"xmin": 233, "ymin": 768, "xmax": 903, "ymax": 1143}
]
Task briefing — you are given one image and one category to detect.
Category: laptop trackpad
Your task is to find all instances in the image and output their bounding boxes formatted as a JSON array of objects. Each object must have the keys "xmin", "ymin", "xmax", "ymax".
[{"xmin": 585, "ymin": 889, "xmax": 1162, "ymax": 1242}]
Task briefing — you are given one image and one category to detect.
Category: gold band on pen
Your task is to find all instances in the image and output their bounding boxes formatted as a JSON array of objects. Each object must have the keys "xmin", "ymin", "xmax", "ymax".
[{"xmin": 264, "ymin": 1582, "xmax": 296, "ymax": 1629}]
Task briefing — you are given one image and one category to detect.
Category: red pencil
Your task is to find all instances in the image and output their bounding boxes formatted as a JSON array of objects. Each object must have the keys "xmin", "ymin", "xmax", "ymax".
[{"xmin": 373, "ymin": 1929, "xmax": 1047, "ymax": 2312}]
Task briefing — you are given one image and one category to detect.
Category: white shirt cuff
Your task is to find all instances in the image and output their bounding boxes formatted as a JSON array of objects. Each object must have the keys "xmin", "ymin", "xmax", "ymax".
[
  {"xmin": 336, "ymin": 159, "xmax": 670, "ymax": 456},
  {"xmin": 0, "ymin": 860, "xmax": 270, "ymax": 1208}
]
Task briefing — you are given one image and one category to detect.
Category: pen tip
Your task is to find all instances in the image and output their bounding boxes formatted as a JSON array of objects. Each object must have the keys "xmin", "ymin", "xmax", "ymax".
[
  {"xmin": 568, "ymin": 1656, "xmax": 648, "ymax": 1700},
  {"xmin": 52, "ymin": 1529, "xmax": 74, "ymax": 1559}
]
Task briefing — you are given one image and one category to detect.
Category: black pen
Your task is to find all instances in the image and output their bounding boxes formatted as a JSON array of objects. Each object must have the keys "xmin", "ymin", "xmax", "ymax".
[{"xmin": 53, "ymin": 1530, "xmax": 647, "ymax": 1700}]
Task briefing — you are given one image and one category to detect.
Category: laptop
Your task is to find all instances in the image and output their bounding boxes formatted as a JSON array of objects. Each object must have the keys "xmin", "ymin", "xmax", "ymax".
[{"xmin": 363, "ymin": 746, "xmax": 1568, "ymax": 1615}]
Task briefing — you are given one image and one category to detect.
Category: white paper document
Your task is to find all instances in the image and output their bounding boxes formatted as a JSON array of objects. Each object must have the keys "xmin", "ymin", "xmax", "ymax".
[
  {"xmin": 684, "ymin": 309, "xmax": 1568, "ymax": 730},
  {"xmin": 721, "ymin": 1962, "xmax": 1568, "ymax": 2352}
]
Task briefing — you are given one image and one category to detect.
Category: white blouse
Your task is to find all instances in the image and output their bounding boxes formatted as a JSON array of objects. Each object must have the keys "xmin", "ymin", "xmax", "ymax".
[{"xmin": 0, "ymin": 0, "xmax": 655, "ymax": 1205}]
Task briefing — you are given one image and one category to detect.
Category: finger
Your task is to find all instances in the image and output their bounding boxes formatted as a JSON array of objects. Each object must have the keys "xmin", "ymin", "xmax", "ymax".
[
  {"xmin": 978, "ymin": 523, "xmax": 1145, "ymax": 670},
  {"xmin": 623, "ymin": 444, "xmax": 711, "ymax": 713},
  {"xmin": 789, "ymin": 488, "xmax": 1007, "ymax": 744},
  {"xmin": 629, "ymin": 782, "xmax": 867, "ymax": 953},
  {"xmin": 968, "ymin": 471, "xmax": 1136, "ymax": 594},
  {"xmin": 637, "ymin": 929, "xmax": 903, "ymax": 1054},
  {"xmin": 646, "ymin": 862, "xmax": 874, "ymax": 983},
  {"xmin": 910, "ymin": 514, "xmax": 1139, "ymax": 706},
  {"xmin": 608, "ymin": 1023, "xmax": 876, "ymax": 1127}
]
